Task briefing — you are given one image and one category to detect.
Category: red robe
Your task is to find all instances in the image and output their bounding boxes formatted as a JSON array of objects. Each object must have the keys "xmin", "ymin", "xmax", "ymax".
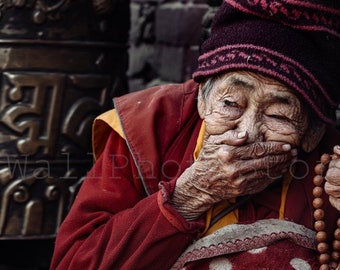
[{"xmin": 50, "ymin": 80, "xmax": 340, "ymax": 270}]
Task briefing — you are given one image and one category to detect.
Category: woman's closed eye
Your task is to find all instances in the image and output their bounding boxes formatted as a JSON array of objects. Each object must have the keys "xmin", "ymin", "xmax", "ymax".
[
  {"xmin": 223, "ymin": 99, "xmax": 239, "ymax": 108},
  {"xmin": 267, "ymin": 114, "xmax": 288, "ymax": 120}
]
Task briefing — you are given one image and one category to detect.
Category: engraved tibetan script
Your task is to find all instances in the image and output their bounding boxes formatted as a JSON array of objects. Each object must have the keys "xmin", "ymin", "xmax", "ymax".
[{"xmin": 0, "ymin": 72, "xmax": 64, "ymax": 156}]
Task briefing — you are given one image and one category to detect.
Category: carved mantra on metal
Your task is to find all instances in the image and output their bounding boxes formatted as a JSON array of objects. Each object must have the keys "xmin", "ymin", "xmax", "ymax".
[
  {"xmin": 0, "ymin": 71, "xmax": 109, "ymax": 156},
  {"xmin": 0, "ymin": 71, "xmax": 109, "ymax": 238}
]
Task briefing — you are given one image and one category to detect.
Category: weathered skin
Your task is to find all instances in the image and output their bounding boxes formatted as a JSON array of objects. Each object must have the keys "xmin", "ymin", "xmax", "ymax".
[
  {"xmin": 325, "ymin": 146, "xmax": 340, "ymax": 210},
  {"xmin": 171, "ymin": 71, "xmax": 339, "ymax": 221}
]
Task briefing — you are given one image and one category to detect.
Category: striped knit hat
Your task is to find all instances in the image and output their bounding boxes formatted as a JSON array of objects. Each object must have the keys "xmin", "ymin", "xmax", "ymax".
[{"xmin": 193, "ymin": 0, "xmax": 340, "ymax": 124}]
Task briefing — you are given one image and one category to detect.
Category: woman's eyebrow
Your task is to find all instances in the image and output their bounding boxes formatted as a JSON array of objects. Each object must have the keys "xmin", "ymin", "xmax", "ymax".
[
  {"xmin": 267, "ymin": 92, "xmax": 292, "ymax": 105},
  {"xmin": 227, "ymin": 76, "xmax": 255, "ymax": 90},
  {"xmin": 223, "ymin": 75, "xmax": 255, "ymax": 90}
]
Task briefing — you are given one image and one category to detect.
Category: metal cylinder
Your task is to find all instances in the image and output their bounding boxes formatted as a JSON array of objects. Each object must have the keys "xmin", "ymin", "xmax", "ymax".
[{"xmin": 0, "ymin": 0, "xmax": 130, "ymax": 240}]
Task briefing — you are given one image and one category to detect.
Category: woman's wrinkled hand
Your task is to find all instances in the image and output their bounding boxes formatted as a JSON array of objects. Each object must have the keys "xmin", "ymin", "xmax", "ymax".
[
  {"xmin": 324, "ymin": 145, "xmax": 340, "ymax": 211},
  {"xmin": 171, "ymin": 130, "xmax": 297, "ymax": 221}
]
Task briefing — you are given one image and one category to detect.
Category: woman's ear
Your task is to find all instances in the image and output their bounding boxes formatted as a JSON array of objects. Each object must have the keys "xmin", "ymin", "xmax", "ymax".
[
  {"xmin": 301, "ymin": 118, "xmax": 326, "ymax": 153},
  {"xmin": 197, "ymin": 84, "xmax": 206, "ymax": 119}
]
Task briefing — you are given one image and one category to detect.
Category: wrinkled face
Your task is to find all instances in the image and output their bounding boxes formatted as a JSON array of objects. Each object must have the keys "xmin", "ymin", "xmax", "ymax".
[{"xmin": 198, "ymin": 71, "xmax": 309, "ymax": 147}]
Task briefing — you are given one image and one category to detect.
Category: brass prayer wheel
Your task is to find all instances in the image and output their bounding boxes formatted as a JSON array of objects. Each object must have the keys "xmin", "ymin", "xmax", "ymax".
[{"xmin": 0, "ymin": 0, "xmax": 130, "ymax": 240}]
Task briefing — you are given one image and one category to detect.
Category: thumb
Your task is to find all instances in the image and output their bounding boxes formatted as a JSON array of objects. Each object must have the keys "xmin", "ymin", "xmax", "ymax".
[{"xmin": 333, "ymin": 145, "xmax": 340, "ymax": 156}]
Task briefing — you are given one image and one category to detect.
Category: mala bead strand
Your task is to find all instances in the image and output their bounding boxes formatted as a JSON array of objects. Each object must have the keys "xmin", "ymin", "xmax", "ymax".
[{"xmin": 313, "ymin": 153, "xmax": 340, "ymax": 270}]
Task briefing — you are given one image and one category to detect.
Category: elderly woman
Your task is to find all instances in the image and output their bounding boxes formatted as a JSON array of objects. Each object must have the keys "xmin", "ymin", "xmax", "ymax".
[{"xmin": 50, "ymin": 0, "xmax": 340, "ymax": 269}]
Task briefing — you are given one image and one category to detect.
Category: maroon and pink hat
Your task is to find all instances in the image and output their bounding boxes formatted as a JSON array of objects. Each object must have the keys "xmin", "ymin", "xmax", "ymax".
[{"xmin": 193, "ymin": 0, "xmax": 340, "ymax": 124}]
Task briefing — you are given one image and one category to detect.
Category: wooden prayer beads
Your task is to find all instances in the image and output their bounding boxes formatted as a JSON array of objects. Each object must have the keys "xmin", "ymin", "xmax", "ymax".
[{"xmin": 313, "ymin": 153, "xmax": 340, "ymax": 270}]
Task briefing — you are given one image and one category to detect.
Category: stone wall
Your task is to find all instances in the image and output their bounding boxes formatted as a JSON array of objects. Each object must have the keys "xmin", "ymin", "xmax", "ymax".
[{"xmin": 128, "ymin": 0, "xmax": 215, "ymax": 92}]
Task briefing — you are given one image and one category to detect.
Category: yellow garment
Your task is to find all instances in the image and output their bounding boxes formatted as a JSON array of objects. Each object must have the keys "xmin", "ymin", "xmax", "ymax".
[
  {"xmin": 92, "ymin": 109, "xmax": 125, "ymax": 161},
  {"xmin": 93, "ymin": 110, "xmax": 292, "ymax": 236}
]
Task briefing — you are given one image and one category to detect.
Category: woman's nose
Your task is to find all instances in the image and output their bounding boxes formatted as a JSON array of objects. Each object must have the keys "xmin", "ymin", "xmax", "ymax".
[{"xmin": 237, "ymin": 112, "xmax": 264, "ymax": 143}]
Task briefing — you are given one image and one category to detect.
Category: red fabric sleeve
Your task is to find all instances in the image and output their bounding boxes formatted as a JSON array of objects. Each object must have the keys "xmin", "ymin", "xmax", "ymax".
[{"xmin": 50, "ymin": 130, "xmax": 204, "ymax": 270}]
